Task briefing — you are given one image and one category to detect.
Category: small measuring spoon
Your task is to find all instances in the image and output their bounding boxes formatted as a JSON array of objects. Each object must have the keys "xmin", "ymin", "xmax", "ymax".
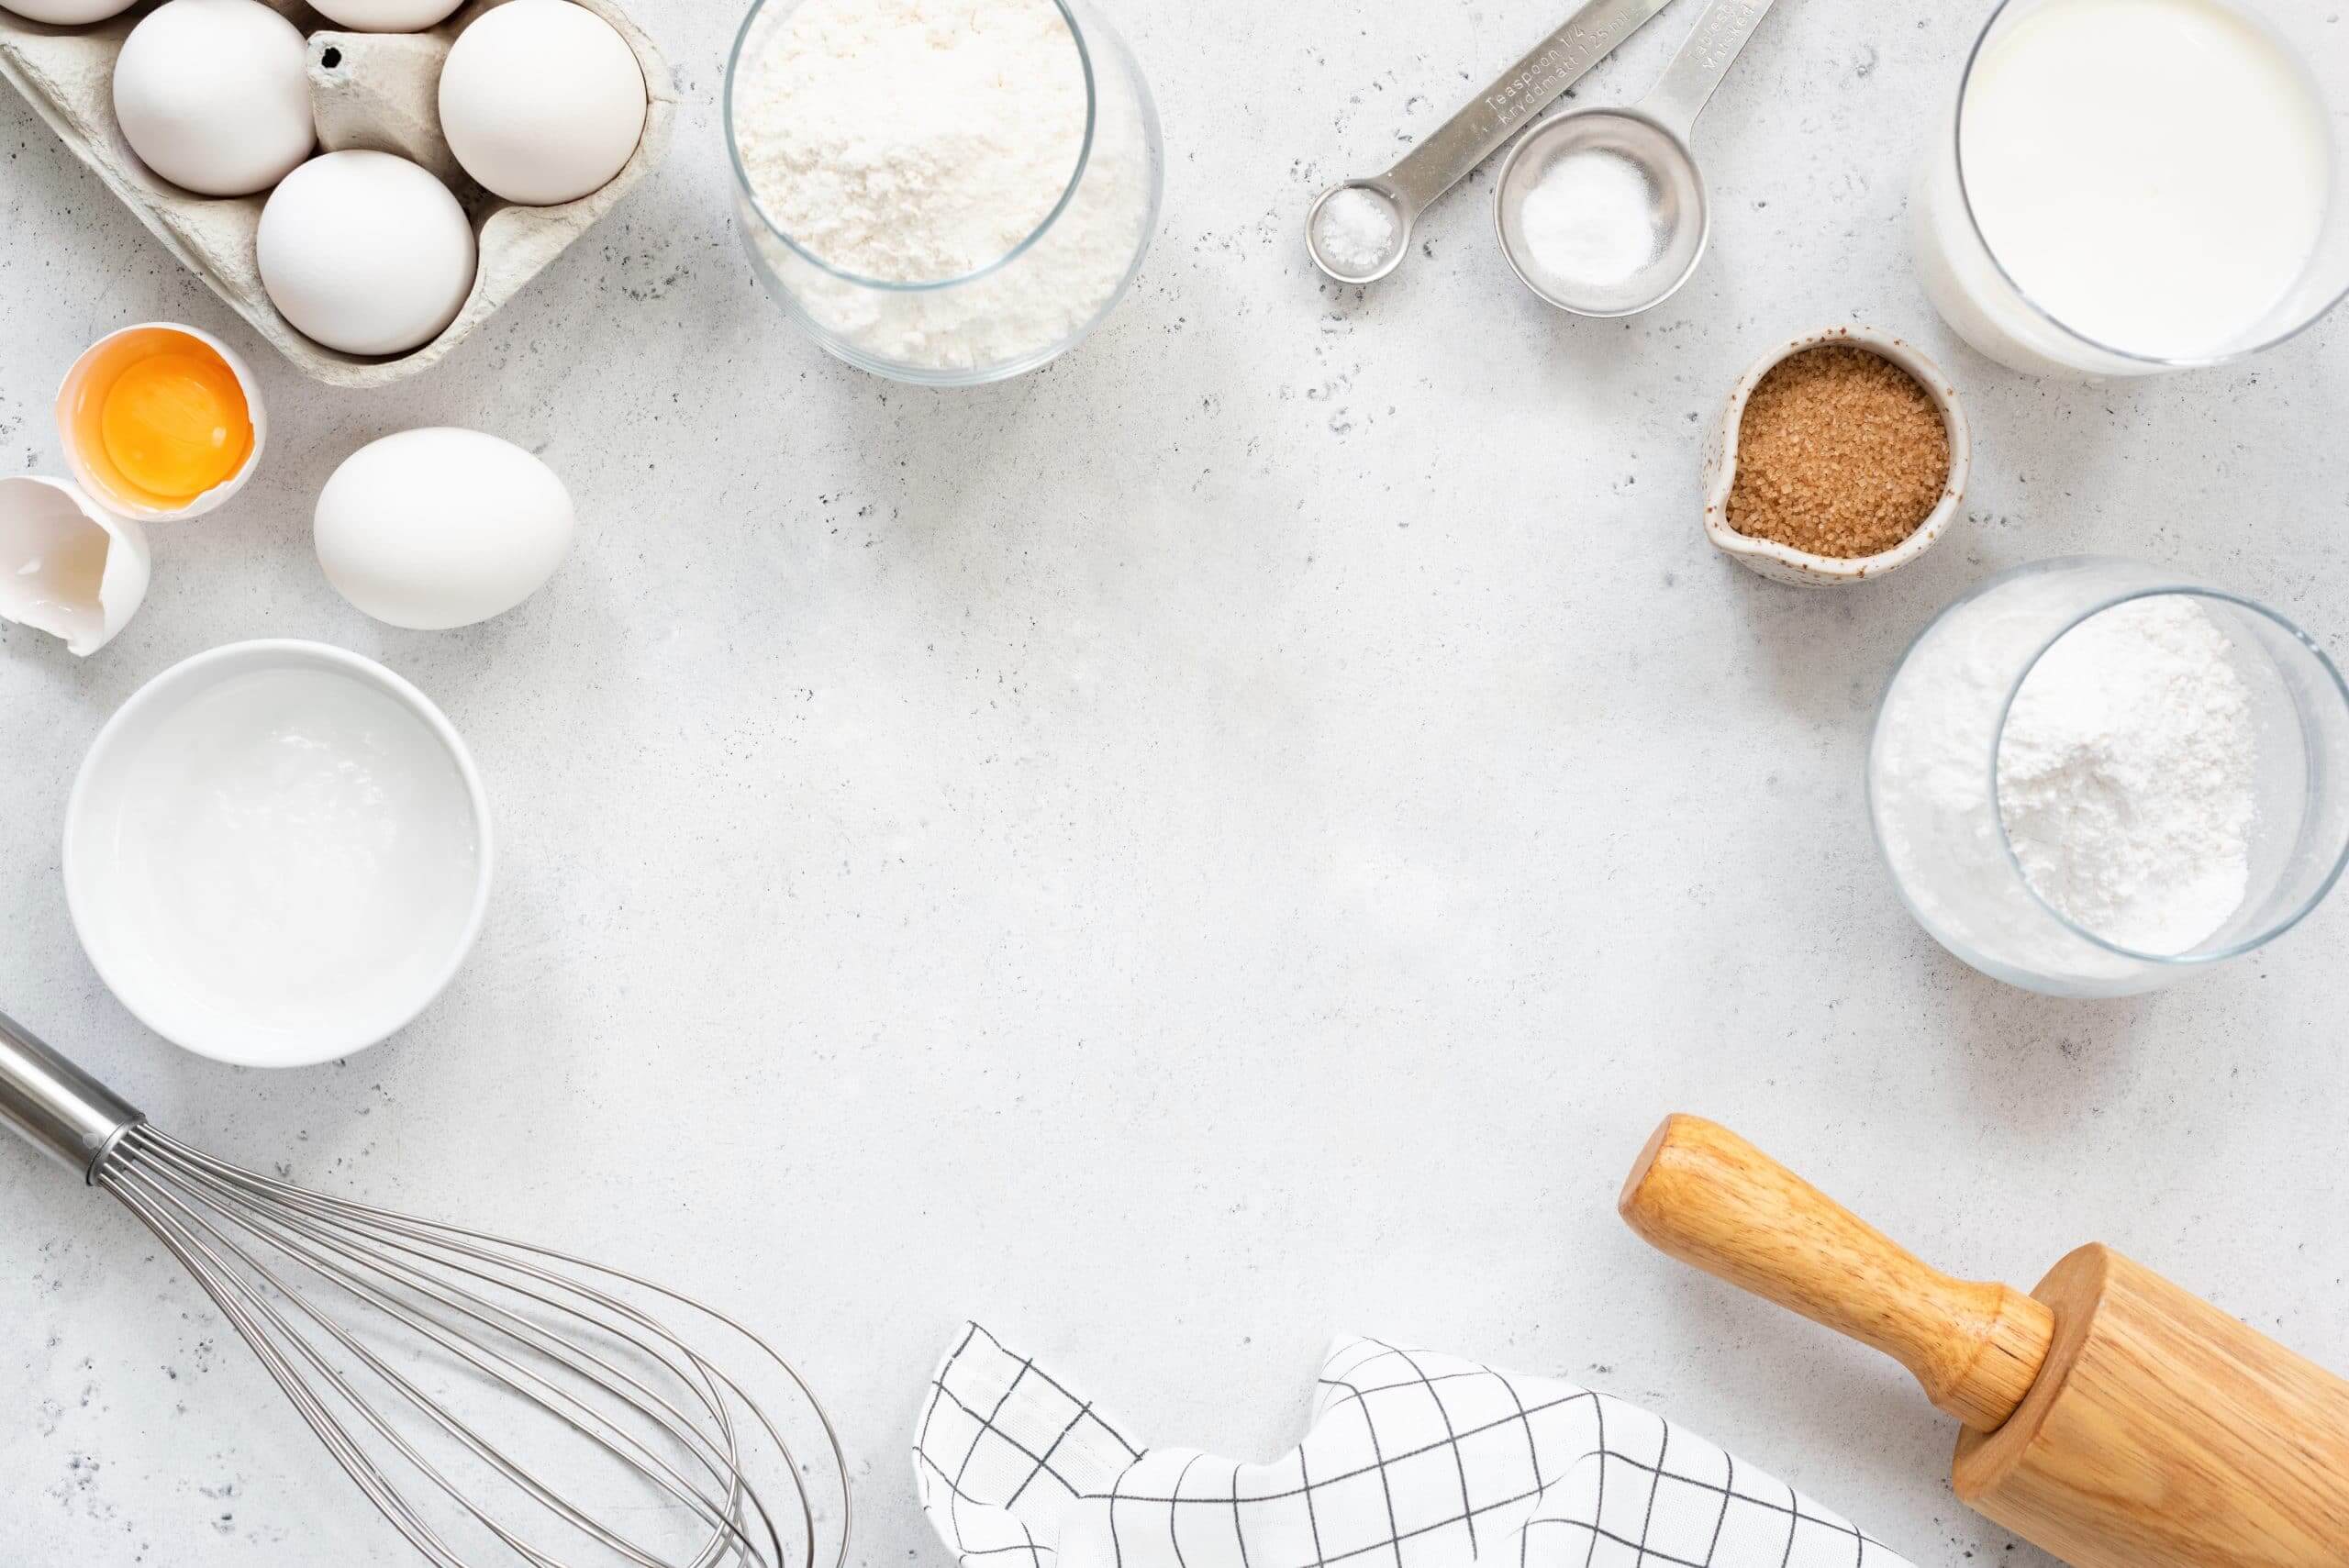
[
  {"xmin": 1493, "ymin": 0, "xmax": 1780, "ymax": 315},
  {"xmin": 1306, "ymin": 0, "xmax": 1683, "ymax": 285}
]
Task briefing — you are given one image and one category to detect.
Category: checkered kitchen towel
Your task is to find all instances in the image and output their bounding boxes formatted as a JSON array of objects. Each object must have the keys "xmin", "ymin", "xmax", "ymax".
[{"xmin": 915, "ymin": 1325, "xmax": 1914, "ymax": 1568}]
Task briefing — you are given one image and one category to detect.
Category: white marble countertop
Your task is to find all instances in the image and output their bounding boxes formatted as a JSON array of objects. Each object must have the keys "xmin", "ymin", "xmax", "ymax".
[{"xmin": 5, "ymin": 1, "xmax": 2346, "ymax": 1563}]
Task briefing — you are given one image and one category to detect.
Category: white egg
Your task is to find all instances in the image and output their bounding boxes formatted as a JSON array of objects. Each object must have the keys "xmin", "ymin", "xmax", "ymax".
[
  {"xmin": 258, "ymin": 152, "xmax": 477, "ymax": 358},
  {"xmin": 440, "ymin": 0, "xmax": 647, "ymax": 206},
  {"xmin": 306, "ymin": 0, "xmax": 464, "ymax": 26},
  {"xmin": 112, "ymin": 0, "xmax": 313, "ymax": 198},
  {"xmin": 316, "ymin": 429, "xmax": 575, "ymax": 631},
  {"xmin": 8, "ymin": 0, "xmax": 139, "ymax": 21}
]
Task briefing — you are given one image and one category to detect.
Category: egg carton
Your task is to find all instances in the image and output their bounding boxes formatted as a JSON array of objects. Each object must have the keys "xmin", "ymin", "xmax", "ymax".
[{"xmin": 0, "ymin": 0, "xmax": 675, "ymax": 388}]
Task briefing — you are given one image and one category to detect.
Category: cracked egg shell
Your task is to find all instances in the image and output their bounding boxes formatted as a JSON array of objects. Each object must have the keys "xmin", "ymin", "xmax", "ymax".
[
  {"xmin": 0, "ymin": 477, "xmax": 151, "ymax": 658},
  {"xmin": 58, "ymin": 323, "xmax": 266, "ymax": 522}
]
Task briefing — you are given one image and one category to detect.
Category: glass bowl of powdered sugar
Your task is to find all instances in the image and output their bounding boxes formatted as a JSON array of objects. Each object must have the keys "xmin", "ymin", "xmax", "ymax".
[
  {"xmin": 1868, "ymin": 558, "xmax": 2349, "ymax": 997},
  {"xmin": 724, "ymin": 0, "xmax": 1163, "ymax": 385}
]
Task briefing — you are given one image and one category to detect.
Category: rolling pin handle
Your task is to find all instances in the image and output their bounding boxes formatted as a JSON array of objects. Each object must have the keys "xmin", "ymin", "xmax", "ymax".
[{"xmin": 1619, "ymin": 1114, "xmax": 2055, "ymax": 1433}]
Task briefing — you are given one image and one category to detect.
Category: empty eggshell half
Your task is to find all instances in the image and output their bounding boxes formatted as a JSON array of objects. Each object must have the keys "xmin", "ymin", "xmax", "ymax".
[
  {"xmin": 57, "ymin": 323, "xmax": 267, "ymax": 522},
  {"xmin": 0, "ymin": 476, "xmax": 151, "ymax": 658}
]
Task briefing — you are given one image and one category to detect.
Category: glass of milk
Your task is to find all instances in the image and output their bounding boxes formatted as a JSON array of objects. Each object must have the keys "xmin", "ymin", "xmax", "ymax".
[{"xmin": 1912, "ymin": 0, "xmax": 2348, "ymax": 377}]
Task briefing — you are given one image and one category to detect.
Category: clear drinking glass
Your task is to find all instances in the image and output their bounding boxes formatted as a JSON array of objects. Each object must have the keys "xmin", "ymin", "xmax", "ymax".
[
  {"xmin": 1910, "ymin": 0, "xmax": 2349, "ymax": 378},
  {"xmin": 1868, "ymin": 559, "xmax": 2349, "ymax": 997},
  {"xmin": 723, "ymin": 0, "xmax": 1163, "ymax": 387}
]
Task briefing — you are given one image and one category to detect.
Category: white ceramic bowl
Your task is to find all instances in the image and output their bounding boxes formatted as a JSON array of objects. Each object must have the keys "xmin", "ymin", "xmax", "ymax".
[
  {"xmin": 64, "ymin": 640, "xmax": 493, "ymax": 1068},
  {"xmin": 1704, "ymin": 326, "xmax": 1971, "ymax": 586}
]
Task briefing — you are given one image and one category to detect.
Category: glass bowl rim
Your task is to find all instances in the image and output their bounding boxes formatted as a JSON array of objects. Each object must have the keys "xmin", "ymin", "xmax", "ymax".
[
  {"xmin": 1948, "ymin": 0, "xmax": 2349, "ymax": 371},
  {"xmin": 1981, "ymin": 577, "xmax": 2349, "ymax": 966},
  {"xmin": 722, "ymin": 0, "xmax": 1102, "ymax": 294}
]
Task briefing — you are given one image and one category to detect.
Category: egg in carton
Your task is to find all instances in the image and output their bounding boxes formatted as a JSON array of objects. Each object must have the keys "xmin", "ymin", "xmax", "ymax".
[{"xmin": 0, "ymin": 0, "xmax": 676, "ymax": 388}]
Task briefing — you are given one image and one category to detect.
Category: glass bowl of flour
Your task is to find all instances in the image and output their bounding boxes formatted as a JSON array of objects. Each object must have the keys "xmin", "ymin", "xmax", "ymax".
[
  {"xmin": 1869, "ymin": 558, "xmax": 2349, "ymax": 996},
  {"xmin": 724, "ymin": 0, "xmax": 1163, "ymax": 385}
]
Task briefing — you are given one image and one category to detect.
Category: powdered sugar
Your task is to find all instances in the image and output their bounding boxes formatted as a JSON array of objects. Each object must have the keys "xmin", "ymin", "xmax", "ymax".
[
  {"xmin": 1996, "ymin": 596, "xmax": 2255, "ymax": 953},
  {"xmin": 730, "ymin": 0, "xmax": 1155, "ymax": 375},
  {"xmin": 1870, "ymin": 562, "xmax": 2274, "ymax": 995}
]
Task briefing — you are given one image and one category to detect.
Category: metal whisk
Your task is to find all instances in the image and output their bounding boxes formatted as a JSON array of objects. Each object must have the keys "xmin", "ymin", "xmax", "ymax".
[{"xmin": 0, "ymin": 1011, "xmax": 851, "ymax": 1568}]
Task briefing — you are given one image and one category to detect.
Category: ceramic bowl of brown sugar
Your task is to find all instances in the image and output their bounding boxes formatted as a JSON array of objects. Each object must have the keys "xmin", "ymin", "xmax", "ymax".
[{"xmin": 1703, "ymin": 327, "xmax": 1969, "ymax": 586}]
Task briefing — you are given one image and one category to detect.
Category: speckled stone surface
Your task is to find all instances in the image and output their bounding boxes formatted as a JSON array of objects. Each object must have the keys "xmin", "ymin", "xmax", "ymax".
[{"xmin": 3, "ymin": 2, "xmax": 2345, "ymax": 1564}]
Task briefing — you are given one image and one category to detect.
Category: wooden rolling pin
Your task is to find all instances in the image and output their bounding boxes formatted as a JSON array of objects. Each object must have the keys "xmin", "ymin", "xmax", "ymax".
[{"xmin": 1618, "ymin": 1115, "xmax": 2349, "ymax": 1568}]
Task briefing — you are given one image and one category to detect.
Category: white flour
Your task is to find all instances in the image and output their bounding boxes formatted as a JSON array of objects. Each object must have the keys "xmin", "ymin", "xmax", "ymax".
[
  {"xmin": 731, "ymin": 0, "xmax": 1153, "ymax": 373},
  {"xmin": 1996, "ymin": 596, "xmax": 2255, "ymax": 952}
]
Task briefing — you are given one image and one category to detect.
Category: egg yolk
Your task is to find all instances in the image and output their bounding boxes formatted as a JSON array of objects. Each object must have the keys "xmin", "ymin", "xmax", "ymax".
[{"xmin": 99, "ymin": 351, "xmax": 253, "ymax": 503}]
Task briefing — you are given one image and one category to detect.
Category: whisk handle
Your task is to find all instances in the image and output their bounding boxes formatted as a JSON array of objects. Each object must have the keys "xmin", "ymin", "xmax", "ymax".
[{"xmin": 0, "ymin": 1012, "xmax": 141, "ymax": 1183}]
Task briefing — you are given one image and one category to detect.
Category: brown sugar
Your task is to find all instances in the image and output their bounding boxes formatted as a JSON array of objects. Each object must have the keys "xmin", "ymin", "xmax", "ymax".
[{"xmin": 1725, "ymin": 345, "xmax": 1951, "ymax": 559}]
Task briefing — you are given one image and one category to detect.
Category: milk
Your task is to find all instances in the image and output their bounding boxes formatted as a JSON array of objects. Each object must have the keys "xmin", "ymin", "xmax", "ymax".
[{"xmin": 1917, "ymin": 0, "xmax": 2330, "ymax": 373}]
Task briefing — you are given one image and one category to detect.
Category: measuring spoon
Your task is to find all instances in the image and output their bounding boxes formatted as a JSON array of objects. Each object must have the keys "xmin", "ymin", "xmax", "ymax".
[
  {"xmin": 1493, "ymin": 0, "xmax": 1781, "ymax": 315},
  {"xmin": 1306, "ymin": 0, "xmax": 1683, "ymax": 285}
]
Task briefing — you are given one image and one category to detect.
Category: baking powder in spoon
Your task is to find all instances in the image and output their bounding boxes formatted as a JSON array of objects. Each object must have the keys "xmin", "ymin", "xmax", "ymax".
[{"xmin": 1517, "ymin": 147, "xmax": 1661, "ymax": 288}]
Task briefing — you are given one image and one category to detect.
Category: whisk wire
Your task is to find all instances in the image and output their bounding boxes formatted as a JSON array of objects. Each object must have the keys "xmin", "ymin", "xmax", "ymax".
[
  {"xmin": 258, "ymin": 1170, "xmax": 841, "ymax": 1568},
  {"xmin": 132, "ymin": 1140, "xmax": 765, "ymax": 1568},
  {"xmin": 139, "ymin": 1136, "xmax": 789, "ymax": 1524},
  {"xmin": 110, "ymin": 1161, "xmax": 484, "ymax": 1568},
  {"xmin": 165, "ymin": 1147, "xmax": 802, "ymax": 1568},
  {"xmin": 90, "ymin": 1124, "xmax": 844, "ymax": 1568},
  {"xmin": 113, "ymin": 1157, "xmax": 606, "ymax": 1568}
]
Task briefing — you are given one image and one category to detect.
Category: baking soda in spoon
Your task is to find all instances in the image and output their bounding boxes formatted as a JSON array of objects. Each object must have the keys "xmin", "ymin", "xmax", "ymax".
[
  {"xmin": 1304, "ymin": 0, "xmax": 1681, "ymax": 284},
  {"xmin": 1311, "ymin": 187, "xmax": 1401, "ymax": 276},
  {"xmin": 1496, "ymin": 0, "xmax": 1785, "ymax": 314},
  {"xmin": 1517, "ymin": 145, "xmax": 1660, "ymax": 285}
]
